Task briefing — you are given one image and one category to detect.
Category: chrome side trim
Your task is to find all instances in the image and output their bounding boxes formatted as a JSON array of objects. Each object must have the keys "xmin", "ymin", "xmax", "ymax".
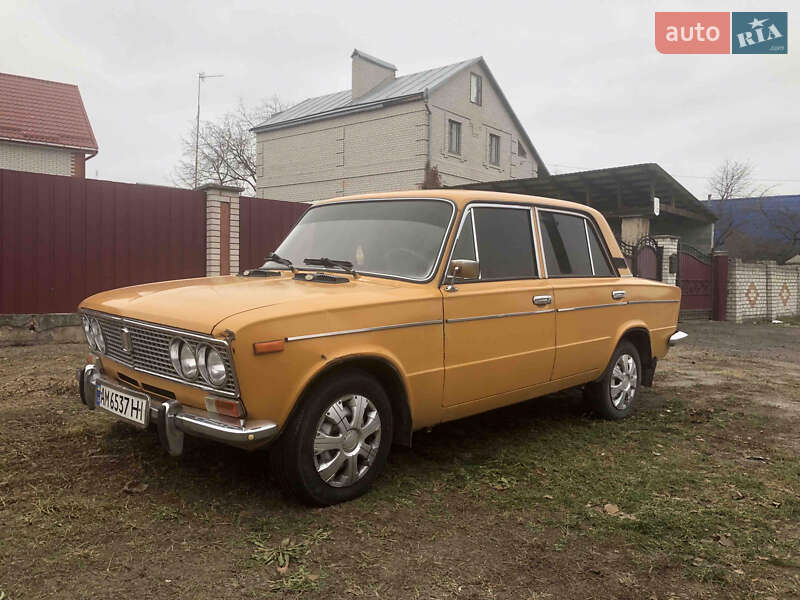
[
  {"xmin": 446, "ymin": 309, "xmax": 554, "ymax": 323},
  {"xmin": 285, "ymin": 319, "xmax": 443, "ymax": 342},
  {"xmin": 627, "ymin": 299, "xmax": 680, "ymax": 305},
  {"xmin": 557, "ymin": 302, "xmax": 629, "ymax": 312}
]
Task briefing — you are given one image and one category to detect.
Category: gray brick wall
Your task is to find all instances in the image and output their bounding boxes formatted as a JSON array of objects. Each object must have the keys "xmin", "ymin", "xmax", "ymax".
[{"xmin": 726, "ymin": 259, "xmax": 800, "ymax": 322}]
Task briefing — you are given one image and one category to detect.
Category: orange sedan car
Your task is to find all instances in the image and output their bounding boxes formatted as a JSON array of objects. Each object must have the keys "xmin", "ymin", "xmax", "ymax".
[{"xmin": 77, "ymin": 190, "xmax": 686, "ymax": 505}]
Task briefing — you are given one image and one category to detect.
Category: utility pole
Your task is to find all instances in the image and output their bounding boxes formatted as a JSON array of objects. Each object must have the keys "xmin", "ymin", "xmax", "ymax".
[{"xmin": 194, "ymin": 71, "xmax": 224, "ymax": 189}]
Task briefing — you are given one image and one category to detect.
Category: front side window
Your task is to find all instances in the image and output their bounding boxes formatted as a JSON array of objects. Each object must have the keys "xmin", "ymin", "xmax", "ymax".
[
  {"xmin": 517, "ymin": 142, "xmax": 527, "ymax": 158},
  {"xmin": 448, "ymin": 119, "xmax": 461, "ymax": 155},
  {"xmin": 470, "ymin": 73, "xmax": 482, "ymax": 105},
  {"xmin": 488, "ymin": 133, "xmax": 500, "ymax": 166},
  {"xmin": 265, "ymin": 200, "xmax": 453, "ymax": 280},
  {"xmin": 451, "ymin": 206, "xmax": 537, "ymax": 281},
  {"xmin": 538, "ymin": 210, "xmax": 615, "ymax": 277}
]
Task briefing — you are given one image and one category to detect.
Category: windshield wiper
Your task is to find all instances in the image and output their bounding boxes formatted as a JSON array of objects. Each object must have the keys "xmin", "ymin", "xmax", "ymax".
[
  {"xmin": 264, "ymin": 252, "xmax": 296, "ymax": 273},
  {"xmin": 303, "ymin": 257, "xmax": 358, "ymax": 278}
]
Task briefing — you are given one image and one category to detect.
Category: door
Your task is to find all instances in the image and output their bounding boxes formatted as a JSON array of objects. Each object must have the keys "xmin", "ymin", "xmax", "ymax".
[
  {"xmin": 536, "ymin": 208, "xmax": 627, "ymax": 381},
  {"xmin": 442, "ymin": 204, "xmax": 555, "ymax": 407}
]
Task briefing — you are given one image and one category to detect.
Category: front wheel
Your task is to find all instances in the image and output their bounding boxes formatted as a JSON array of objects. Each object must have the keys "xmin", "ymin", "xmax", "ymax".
[
  {"xmin": 269, "ymin": 370, "xmax": 393, "ymax": 506},
  {"xmin": 584, "ymin": 341, "xmax": 641, "ymax": 420}
]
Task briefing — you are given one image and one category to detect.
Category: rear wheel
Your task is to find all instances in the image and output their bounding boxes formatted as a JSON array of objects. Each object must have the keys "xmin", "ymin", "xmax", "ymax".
[
  {"xmin": 269, "ymin": 370, "xmax": 393, "ymax": 506},
  {"xmin": 584, "ymin": 341, "xmax": 641, "ymax": 420}
]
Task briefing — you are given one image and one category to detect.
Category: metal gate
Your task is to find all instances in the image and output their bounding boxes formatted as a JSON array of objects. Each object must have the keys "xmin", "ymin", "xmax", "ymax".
[
  {"xmin": 677, "ymin": 243, "xmax": 713, "ymax": 318},
  {"xmin": 617, "ymin": 236, "xmax": 662, "ymax": 280}
]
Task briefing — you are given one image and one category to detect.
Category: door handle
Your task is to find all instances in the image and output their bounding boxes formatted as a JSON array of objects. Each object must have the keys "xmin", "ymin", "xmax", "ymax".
[
  {"xmin": 612, "ymin": 290, "xmax": 626, "ymax": 300},
  {"xmin": 533, "ymin": 295, "xmax": 552, "ymax": 306}
]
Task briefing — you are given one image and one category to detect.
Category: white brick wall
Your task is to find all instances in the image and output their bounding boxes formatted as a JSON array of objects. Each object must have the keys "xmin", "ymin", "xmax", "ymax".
[
  {"xmin": 254, "ymin": 62, "xmax": 540, "ymax": 202},
  {"xmin": 429, "ymin": 63, "xmax": 538, "ymax": 185},
  {"xmin": 256, "ymin": 102, "xmax": 429, "ymax": 202},
  {"xmin": 0, "ymin": 140, "xmax": 73, "ymax": 176},
  {"xmin": 726, "ymin": 259, "xmax": 800, "ymax": 322}
]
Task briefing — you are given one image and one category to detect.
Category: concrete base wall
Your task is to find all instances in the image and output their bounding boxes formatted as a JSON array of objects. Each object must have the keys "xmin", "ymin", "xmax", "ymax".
[{"xmin": 0, "ymin": 313, "xmax": 84, "ymax": 346}]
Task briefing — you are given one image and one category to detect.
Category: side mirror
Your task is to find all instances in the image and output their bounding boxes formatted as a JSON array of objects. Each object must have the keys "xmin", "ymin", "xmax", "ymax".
[
  {"xmin": 449, "ymin": 259, "xmax": 479, "ymax": 280},
  {"xmin": 445, "ymin": 259, "xmax": 479, "ymax": 291}
]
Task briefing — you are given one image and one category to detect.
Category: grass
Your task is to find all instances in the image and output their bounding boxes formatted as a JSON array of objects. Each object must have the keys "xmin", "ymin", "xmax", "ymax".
[{"xmin": 2, "ymin": 323, "xmax": 800, "ymax": 598}]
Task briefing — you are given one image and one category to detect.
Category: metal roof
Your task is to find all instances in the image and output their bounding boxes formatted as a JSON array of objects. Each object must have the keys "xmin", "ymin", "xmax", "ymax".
[
  {"xmin": 253, "ymin": 58, "xmax": 478, "ymax": 132},
  {"xmin": 452, "ymin": 163, "xmax": 716, "ymax": 222}
]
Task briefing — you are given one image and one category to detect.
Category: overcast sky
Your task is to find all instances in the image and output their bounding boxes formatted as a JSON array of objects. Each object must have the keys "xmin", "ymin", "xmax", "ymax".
[{"xmin": 1, "ymin": 0, "xmax": 797, "ymax": 199}]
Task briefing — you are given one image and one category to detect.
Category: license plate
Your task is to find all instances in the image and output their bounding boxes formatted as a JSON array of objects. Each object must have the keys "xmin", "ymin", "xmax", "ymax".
[{"xmin": 96, "ymin": 383, "xmax": 150, "ymax": 427}]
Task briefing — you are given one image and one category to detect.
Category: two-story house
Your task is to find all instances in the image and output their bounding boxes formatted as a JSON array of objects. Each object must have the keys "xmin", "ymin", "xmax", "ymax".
[
  {"xmin": 0, "ymin": 72, "xmax": 98, "ymax": 177},
  {"xmin": 252, "ymin": 50, "xmax": 546, "ymax": 202}
]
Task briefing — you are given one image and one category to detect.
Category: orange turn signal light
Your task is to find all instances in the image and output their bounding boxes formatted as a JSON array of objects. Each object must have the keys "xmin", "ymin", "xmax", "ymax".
[
  {"xmin": 205, "ymin": 396, "xmax": 245, "ymax": 418},
  {"xmin": 253, "ymin": 339, "xmax": 285, "ymax": 355}
]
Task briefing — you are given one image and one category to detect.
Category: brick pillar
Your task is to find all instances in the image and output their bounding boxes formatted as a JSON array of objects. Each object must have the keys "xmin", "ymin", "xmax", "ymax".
[
  {"xmin": 711, "ymin": 250, "xmax": 728, "ymax": 321},
  {"xmin": 652, "ymin": 235, "xmax": 679, "ymax": 285},
  {"xmin": 726, "ymin": 258, "xmax": 741, "ymax": 323},
  {"xmin": 764, "ymin": 260, "xmax": 777, "ymax": 320},
  {"xmin": 200, "ymin": 184, "xmax": 243, "ymax": 276}
]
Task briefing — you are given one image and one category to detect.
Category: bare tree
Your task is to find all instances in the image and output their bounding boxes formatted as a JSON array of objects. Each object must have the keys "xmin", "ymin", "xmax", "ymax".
[
  {"xmin": 174, "ymin": 95, "xmax": 287, "ymax": 195},
  {"xmin": 758, "ymin": 198, "xmax": 800, "ymax": 252},
  {"xmin": 708, "ymin": 159, "xmax": 763, "ymax": 248}
]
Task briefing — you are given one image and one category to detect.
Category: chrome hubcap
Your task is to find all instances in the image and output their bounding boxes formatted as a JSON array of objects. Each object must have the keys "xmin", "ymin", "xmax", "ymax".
[
  {"xmin": 610, "ymin": 353, "xmax": 637, "ymax": 410},
  {"xmin": 313, "ymin": 394, "xmax": 381, "ymax": 488}
]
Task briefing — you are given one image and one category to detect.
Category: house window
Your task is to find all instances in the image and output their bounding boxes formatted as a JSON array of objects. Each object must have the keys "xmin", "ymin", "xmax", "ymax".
[
  {"xmin": 448, "ymin": 119, "xmax": 461, "ymax": 155},
  {"xmin": 518, "ymin": 142, "xmax": 527, "ymax": 158},
  {"xmin": 488, "ymin": 133, "xmax": 500, "ymax": 166},
  {"xmin": 470, "ymin": 73, "xmax": 482, "ymax": 105}
]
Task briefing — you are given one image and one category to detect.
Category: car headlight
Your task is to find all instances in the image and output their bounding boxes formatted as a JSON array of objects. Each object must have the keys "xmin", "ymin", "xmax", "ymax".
[
  {"xmin": 197, "ymin": 344, "xmax": 227, "ymax": 387},
  {"xmin": 82, "ymin": 314, "xmax": 95, "ymax": 349},
  {"xmin": 170, "ymin": 338, "xmax": 198, "ymax": 380},
  {"xmin": 89, "ymin": 318, "xmax": 105, "ymax": 353}
]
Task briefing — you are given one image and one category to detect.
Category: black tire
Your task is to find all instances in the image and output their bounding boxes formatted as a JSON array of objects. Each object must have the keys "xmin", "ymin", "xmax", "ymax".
[
  {"xmin": 584, "ymin": 340, "xmax": 642, "ymax": 420},
  {"xmin": 269, "ymin": 369, "xmax": 393, "ymax": 506}
]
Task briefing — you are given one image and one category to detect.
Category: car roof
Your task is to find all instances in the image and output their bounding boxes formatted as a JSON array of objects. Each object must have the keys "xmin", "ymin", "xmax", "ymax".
[{"xmin": 313, "ymin": 189, "xmax": 606, "ymax": 220}]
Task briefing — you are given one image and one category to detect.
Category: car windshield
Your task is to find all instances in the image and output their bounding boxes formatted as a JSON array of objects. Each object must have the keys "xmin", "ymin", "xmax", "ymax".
[{"xmin": 263, "ymin": 199, "xmax": 454, "ymax": 280}]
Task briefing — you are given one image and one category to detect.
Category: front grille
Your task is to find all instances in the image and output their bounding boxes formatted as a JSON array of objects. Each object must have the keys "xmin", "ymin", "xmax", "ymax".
[{"xmin": 91, "ymin": 312, "xmax": 238, "ymax": 396}]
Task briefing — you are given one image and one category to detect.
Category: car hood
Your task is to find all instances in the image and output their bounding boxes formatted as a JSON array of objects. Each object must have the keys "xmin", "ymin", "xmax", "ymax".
[{"xmin": 79, "ymin": 274, "xmax": 419, "ymax": 334}]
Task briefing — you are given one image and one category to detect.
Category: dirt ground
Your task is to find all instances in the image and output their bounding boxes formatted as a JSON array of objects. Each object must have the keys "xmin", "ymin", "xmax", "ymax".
[{"xmin": 1, "ymin": 319, "xmax": 798, "ymax": 599}]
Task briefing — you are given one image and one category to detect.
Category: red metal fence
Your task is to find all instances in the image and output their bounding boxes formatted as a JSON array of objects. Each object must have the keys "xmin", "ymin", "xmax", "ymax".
[
  {"xmin": 0, "ymin": 169, "xmax": 206, "ymax": 314},
  {"xmin": 678, "ymin": 243, "xmax": 713, "ymax": 318},
  {"xmin": 238, "ymin": 195, "xmax": 307, "ymax": 271}
]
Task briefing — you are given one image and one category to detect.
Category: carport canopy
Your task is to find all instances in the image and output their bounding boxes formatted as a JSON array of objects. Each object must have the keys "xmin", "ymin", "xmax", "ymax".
[{"xmin": 451, "ymin": 163, "xmax": 716, "ymax": 224}]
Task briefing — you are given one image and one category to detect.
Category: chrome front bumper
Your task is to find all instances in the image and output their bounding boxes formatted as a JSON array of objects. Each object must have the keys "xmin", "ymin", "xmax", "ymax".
[
  {"xmin": 668, "ymin": 330, "xmax": 688, "ymax": 346},
  {"xmin": 77, "ymin": 362, "xmax": 279, "ymax": 456}
]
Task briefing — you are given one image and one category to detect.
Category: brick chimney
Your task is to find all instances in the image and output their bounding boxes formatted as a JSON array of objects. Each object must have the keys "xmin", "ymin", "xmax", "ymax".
[{"xmin": 351, "ymin": 49, "xmax": 396, "ymax": 99}]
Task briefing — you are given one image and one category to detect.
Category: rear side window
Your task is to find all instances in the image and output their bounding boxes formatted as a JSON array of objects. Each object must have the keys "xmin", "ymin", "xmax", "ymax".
[
  {"xmin": 538, "ymin": 211, "xmax": 593, "ymax": 277},
  {"xmin": 587, "ymin": 224, "xmax": 614, "ymax": 276},
  {"xmin": 473, "ymin": 207, "xmax": 537, "ymax": 280}
]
